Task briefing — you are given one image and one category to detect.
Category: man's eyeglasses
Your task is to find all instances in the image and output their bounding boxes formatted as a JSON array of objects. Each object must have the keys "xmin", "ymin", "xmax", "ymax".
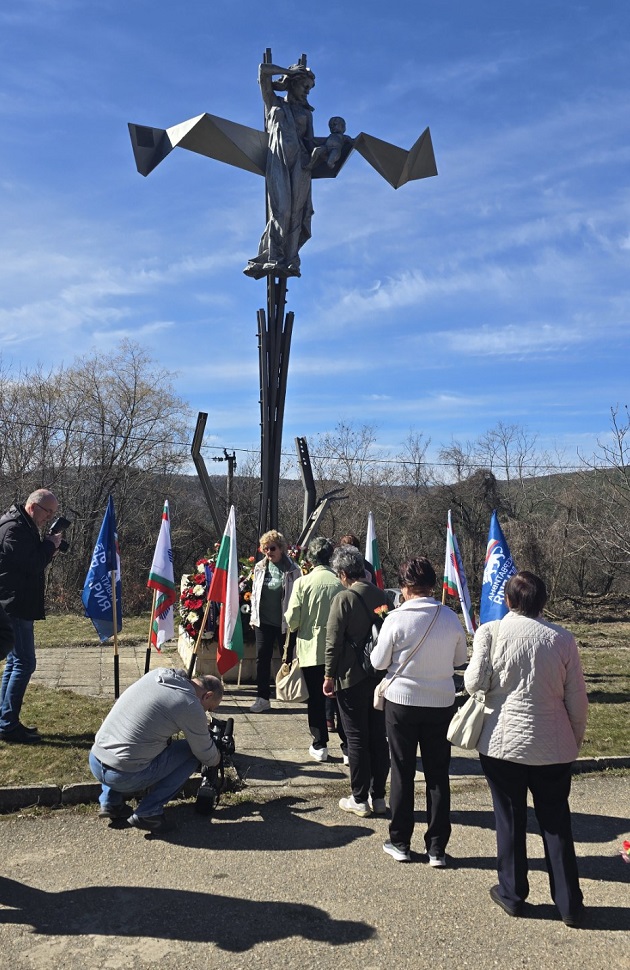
[{"xmin": 35, "ymin": 503, "xmax": 56, "ymax": 517}]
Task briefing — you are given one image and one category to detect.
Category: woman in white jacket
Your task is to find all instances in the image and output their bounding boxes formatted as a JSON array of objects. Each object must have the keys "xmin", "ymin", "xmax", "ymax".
[
  {"xmin": 465, "ymin": 571, "xmax": 588, "ymax": 927},
  {"xmin": 371, "ymin": 557, "xmax": 467, "ymax": 866}
]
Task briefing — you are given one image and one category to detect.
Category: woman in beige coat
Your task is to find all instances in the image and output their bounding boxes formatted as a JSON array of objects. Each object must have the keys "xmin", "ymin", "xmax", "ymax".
[{"xmin": 465, "ymin": 571, "xmax": 588, "ymax": 926}]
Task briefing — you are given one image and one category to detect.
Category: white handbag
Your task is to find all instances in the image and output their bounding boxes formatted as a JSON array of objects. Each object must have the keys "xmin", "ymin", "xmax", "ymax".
[
  {"xmin": 447, "ymin": 619, "xmax": 501, "ymax": 749},
  {"xmin": 446, "ymin": 692, "xmax": 486, "ymax": 749}
]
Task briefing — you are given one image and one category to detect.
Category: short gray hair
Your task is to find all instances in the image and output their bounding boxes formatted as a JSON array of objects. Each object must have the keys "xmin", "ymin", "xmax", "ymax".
[
  {"xmin": 26, "ymin": 488, "xmax": 58, "ymax": 508},
  {"xmin": 195, "ymin": 674, "xmax": 224, "ymax": 697},
  {"xmin": 331, "ymin": 545, "xmax": 365, "ymax": 580},
  {"xmin": 307, "ymin": 536, "xmax": 335, "ymax": 566}
]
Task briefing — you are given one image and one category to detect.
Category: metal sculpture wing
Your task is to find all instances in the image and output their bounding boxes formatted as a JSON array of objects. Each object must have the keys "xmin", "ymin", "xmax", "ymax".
[{"xmin": 128, "ymin": 113, "xmax": 437, "ymax": 187}]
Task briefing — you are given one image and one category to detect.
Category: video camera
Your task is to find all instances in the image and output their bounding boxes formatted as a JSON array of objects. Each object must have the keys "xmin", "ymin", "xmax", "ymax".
[
  {"xmin": 195, "ymin": 716, "xmax": 235, "ymax": 815},
  {"xmin": 49, "ymin": 515, "xmax": 72, "ymax": 553}
]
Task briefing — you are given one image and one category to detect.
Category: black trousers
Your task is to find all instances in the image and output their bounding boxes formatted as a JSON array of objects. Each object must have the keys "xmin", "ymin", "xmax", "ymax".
[
  {"xmin": 254, "ymin": 623, "xmax": 283, "ymax": 700},
  {"xmin": 301, "ymin": 664, "xmax": 329, "ymax": 749},
  {"xmin": 479, "ymin": 754, "xmax": 583, "ymax": 920},
  {"xmin": 385, "ymin": 700, "xmax": 454, "ymax": 853},
  {"xmin": 336, "ymin": 676, "xmax": 390, "ymax": 803}
]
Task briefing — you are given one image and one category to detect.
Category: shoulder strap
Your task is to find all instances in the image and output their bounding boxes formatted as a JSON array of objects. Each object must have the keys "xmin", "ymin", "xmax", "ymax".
[
  {"xmin": 377, "ymin": 605, "xmax": 442, "ymax": 698},
  {"xmin": 347, "ymin": 587, "xmax": 378, "ymax": 626}
]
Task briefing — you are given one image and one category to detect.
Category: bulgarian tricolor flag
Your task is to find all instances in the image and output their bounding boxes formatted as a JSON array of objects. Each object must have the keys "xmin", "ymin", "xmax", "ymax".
[
  {"xmin": 208, "ymin": 505, "xmax": 244, "ymax": 676},
  {"xmin": 443, "ymin": 509, "xmax": 477, "ymax": 634},
  {"xmin": 365, "ymin": 511, "xmax": 384, "ymax": 589},
  {"xmin": 147, "ymin": 499, "xmax": 176, "ymax": 650}
]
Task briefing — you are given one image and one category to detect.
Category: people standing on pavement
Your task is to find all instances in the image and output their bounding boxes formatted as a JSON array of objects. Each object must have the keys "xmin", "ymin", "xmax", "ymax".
[
  {"xmin": 89, "ymin": 667, "xmax": 223, "ymax": 834},
  {"xmin": 284, "ymin": 537, "xmax": 343, "ymax": 763},
  {"xmin": 324, "ymin": 533, "xmax": 376, "ymax": 744},
  {"xmin": 249, "ymin": 530, "xmax": 301, "ymax": 713},
  {"xmin": 371, "ymin": 557, "xmax": 467, "ymax": 866},
  {"xmin": 465, "ymin": 570, "xmax": 589, "ymax": 926},
  {"xmin": 0, "ymin": 489, "xmax": 62, "ymax": 744},
  {"xmin": 324, "ymin": 545, "xmax": 389, "ymax": 818}
]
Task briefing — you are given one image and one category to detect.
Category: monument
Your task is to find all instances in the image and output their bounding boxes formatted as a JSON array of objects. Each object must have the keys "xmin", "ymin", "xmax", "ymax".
[{"xmin": 129, "ymin": 49, "xmax": 437, "ymax": 536}]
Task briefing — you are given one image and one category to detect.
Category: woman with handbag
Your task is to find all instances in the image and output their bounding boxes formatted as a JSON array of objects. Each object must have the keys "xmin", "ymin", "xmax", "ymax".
[
  {"xmin": 464, "ymin": 571, "xmax": 588, "ymax": 926},
  {"xmin": 284, "ymin": 537, "xmax": 343, "ymax": 762},
  {"xmin": 324, "ymin": 545, "xmax": 389, "ymax": 818},
  {"xmin": 249, "ymin": 530, "xmax": 302, "ymax": 713},
  {"xmin": 371, "ymin": 558, "xmax": 467, "ymax": 865}
]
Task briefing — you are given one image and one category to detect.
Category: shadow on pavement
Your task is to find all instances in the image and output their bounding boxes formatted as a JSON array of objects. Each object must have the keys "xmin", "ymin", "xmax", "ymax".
[
  {"xmin": 0, "ymin": 876, "xmax": 375, "ymax": 950},
  {"xmin": 106, "ymin": 795, "xmax": 374, "ymax": 854}
]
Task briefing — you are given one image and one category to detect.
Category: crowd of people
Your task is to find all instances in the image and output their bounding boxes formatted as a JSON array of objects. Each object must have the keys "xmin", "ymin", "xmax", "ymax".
[{"xmin": 0, "ymin": 494, "xmax": 589, "ymax": 928}]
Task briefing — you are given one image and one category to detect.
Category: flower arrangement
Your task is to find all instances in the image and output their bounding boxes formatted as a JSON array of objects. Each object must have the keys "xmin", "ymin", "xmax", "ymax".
[
  {"xmin": 374, "ymin": 604, "xmax": 390, "ymax": 622},
  {"xmin": 179, "ymin": 550, "xmax": 256, "ymax": 639},
  {"xmin": 179, "ymin": 544, "xmax": 310, "ymax": 640}
]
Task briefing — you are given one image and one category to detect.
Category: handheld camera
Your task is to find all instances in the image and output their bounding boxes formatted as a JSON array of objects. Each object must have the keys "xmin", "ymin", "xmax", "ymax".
[
  {"xmin": 195, "ymin": 716, "xmax": 235, "ymax": 815},
  {"xmin": 49, "ymin": 515, "xmax": 72, "ymax": 553}
]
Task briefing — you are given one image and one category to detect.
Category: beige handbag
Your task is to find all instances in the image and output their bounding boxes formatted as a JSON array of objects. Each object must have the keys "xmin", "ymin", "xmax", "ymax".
[
  {"xmin": 447, "ymin": 619, "xmax": 501, "ymax": 749},
  {"xmin": 275, "ymin": 630, "xmax": 309, "ymax": 703}
]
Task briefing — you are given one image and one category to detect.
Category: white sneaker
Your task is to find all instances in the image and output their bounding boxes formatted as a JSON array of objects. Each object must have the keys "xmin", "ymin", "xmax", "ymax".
[
  {"xmin": 383, "ymin": 840, "xmax": 411, "ymax": 862},
  {"xmin": 309, "ymin": 744, "xmax": 328, "ymax": 762},
  {"xmin": 369, "ymin": 797, "xmax": 387, "ymax": 815},
  {"xmin": 339, "ymin": 795, "xmax": 371, "ymax": 818},
  {"xmin": 249, "ymin": 697, "xmax": 271, "ymax": 713},
  {"xmin": 428, "ymin": 852, "xmax": 446, "ymax": 868},
  {"xmin": 342, "ymin": 753, "xmax": 350, "ymax": 766}
]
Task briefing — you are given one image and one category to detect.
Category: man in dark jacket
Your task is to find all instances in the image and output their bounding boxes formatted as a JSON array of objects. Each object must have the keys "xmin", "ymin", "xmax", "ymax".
[{"xmin": 0, "ymin": 489, "xmax": 61, "ymax": 743}]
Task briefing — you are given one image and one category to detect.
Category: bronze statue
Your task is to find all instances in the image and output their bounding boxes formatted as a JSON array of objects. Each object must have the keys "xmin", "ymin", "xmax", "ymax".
[
  {"xmin": 244, "ymin": 62, "xmax": 318, "ymax": 280},
  {"xmin": 128, "ymin": 55, "xmax": 437, "ymax": 281}
]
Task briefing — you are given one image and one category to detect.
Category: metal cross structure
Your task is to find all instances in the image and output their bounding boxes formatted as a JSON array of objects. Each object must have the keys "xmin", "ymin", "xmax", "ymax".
[{"xmin": 129, "ymin": 49, "xmax": 437, "ymax": 538}]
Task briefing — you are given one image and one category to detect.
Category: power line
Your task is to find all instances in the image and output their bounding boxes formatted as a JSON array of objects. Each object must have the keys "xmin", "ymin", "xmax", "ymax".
[{"xmin": 0, "ymin": 415, "xmax": 598, "ymax": 473}]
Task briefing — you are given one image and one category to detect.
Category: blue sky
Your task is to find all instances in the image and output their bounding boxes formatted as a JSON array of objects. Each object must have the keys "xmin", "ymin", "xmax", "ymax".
[{"xmin": 2, "ymin": 1, "xmax": 629, "ymax": 473}]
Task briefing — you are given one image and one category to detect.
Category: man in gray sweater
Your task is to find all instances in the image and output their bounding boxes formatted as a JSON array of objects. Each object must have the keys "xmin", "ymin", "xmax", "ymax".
[{"xmin": 89, "ymin": 667, "xmax": 223, "ymax": 834}]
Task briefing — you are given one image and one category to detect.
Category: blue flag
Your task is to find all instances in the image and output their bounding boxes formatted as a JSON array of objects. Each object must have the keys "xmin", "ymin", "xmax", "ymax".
[
  {"xmin": 82, "ymin": 496, "xmax": 122, "ymax": 641},
  {"xmin": 479, "ymin": 510, "xmax": 517, "ymax": 624}
]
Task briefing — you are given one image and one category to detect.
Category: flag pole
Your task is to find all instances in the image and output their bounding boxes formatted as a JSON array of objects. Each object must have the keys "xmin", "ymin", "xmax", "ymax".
[
  {"xmin": 145, "ymin": 589, "xmax": 158, "ymax": 674},
  {"xmin": 111, "ymin": 567, "xmax": 120, "ymax": 698},
  {"xmin": 188, "ymin": 598, "xmax": 213, "ymax": 678}
]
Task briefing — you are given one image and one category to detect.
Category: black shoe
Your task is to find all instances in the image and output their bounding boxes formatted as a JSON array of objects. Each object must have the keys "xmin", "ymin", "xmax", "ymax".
[
  {"xmin": 127, "ymin": 813, "xmax": 176, "ymax": 835},
  {"xmin": 0, "ymin": 724, "xmax": 42, "ymax": 744},
  {"xmin": 489, "ymin": 884, "xmax": 523, "ymax": 917},
  {"xmin": 19, "ymin": 722, "xmax": 39, "ymax": 735},
  {"xmin": 98, "ymin": 802, "xmax": 134, "ymax": 820},
  {"xmin": 562, "ymin": 906, "xmax": 585, "ymax": 928}
]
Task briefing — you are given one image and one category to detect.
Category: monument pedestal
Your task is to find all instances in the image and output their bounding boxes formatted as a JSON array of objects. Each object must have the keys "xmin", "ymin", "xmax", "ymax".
[{"xmin": 177, "ymin": 628, "xmax": 281, "ymax": 684}]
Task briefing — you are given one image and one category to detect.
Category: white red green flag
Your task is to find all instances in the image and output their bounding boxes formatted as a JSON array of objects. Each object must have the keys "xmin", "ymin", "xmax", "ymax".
[
  {"xmin": 365, "ymin": 511, "xmax": 384, "ymax": 589},
  {"xmin": 147, "ymin": 500, "xmax": 176, "ymax": 650},
  {"xmin": 443, "ymin": 509, "xmax": 477, "ymax": 634},
  {"xmin": 208, "ymin": 505, "xmax": 244, "ymax": 675}
]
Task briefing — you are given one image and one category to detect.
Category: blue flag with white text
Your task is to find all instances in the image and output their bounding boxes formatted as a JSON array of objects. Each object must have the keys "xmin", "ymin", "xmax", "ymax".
[
  {"xmin": 479, "ymin": 510, "xmax": 517, "ymax": 624},
  {"xmin": 82, "ymin": 495, "xmax": 122, "ymax": 641}
]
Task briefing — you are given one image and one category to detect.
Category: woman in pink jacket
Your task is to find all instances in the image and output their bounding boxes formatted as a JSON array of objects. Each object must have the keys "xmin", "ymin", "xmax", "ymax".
[{"xmin": 465, "ymin": 571, "xmax": 588, "ymax": 927}]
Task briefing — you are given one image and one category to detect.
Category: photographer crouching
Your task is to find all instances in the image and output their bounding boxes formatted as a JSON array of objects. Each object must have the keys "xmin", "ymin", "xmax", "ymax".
[{"xmin": 89, "ymin": 668, "xmax": 224, "ymax": 835}]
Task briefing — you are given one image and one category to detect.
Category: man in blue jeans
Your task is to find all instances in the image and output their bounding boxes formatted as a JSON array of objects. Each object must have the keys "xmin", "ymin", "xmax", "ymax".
[
  {"xmin": 0, "ymin": 489, "xmax": 62, "ymax": 743},
  {"xmin": 89, "ymin": 667, "xmax": 223, "ymax": 835}
]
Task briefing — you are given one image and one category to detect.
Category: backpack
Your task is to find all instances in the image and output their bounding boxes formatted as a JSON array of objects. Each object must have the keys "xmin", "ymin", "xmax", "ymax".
[{"xmin": 346, "ymin": 590, "xmax": 385, "ymax": 679}]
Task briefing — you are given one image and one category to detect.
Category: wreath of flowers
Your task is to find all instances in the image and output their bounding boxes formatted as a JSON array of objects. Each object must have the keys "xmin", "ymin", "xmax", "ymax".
[
  {"xmin": 179, "ymin": 550, "xmax": 257, "ymax": 640},
  {"xmin": 179, "ymin": 546, "xmax": 309, "ymax": 640}
]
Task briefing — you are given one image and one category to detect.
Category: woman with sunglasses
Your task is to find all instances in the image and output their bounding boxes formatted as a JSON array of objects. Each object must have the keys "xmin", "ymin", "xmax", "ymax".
[{"xmin": 249, "ymin": 530, "xmax": 301, "ymax": 713}]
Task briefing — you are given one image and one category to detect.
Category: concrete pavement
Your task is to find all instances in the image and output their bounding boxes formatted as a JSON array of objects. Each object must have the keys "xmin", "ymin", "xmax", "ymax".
[{"xmin": 0, "ymin": 644, "xmax": 626, "ymax": 969}]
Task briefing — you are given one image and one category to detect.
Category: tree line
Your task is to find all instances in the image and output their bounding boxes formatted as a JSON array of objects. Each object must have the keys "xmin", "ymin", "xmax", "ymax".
[{"xmin": 0, "ymin": 342, "xmax": 628, "ymax": 621}]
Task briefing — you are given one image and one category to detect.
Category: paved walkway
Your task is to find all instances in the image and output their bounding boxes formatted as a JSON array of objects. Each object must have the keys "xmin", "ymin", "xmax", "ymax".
[{"xmin": 31, "ymin": 643, "xmax": 484, "ymax": 788}]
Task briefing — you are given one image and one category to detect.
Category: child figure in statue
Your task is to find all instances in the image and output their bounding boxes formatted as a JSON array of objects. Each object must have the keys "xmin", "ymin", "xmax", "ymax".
[{"xmin": 305, "ymin": 117, "xmax": 350, "ymax": 171}]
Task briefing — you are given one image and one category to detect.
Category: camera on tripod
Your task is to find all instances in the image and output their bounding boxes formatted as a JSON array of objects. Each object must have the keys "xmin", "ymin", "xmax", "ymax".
[
  {"xmin": 195, "ymin": 716, "xmax": 235, "ymax": 815},
  {"xmin": 49, "ymin": 515, "xmax": 72, "ymax": 553}
]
